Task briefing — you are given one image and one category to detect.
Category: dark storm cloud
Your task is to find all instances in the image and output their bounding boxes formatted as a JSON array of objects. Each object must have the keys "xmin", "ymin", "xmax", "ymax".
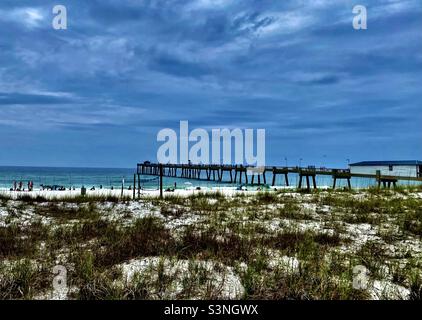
[{"xmin": 0, "ymin": 0, "xmax": 421, "ymax": 167}]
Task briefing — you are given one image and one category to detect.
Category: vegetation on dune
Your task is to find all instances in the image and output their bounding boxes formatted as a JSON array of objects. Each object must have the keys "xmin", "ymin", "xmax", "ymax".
[{"xmin": 0, "ymin": 187, "xmax": 422, "ymax": 300}]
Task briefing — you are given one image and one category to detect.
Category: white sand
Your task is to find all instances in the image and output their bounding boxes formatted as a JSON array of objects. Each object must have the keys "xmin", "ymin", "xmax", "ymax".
[
  {"xmin": 0, "ymin": 184, "xmax": 334, "ymax": 200},
  {"xmin": 0, "ymin": 186, "xmax": 263, "ymax": 200}
]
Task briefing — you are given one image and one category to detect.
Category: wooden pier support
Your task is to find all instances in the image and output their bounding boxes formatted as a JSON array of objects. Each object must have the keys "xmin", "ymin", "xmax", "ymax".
[
  {"xmin": 234, "ymin": 165, "xmax": 248, "ymax": 184},
  {"xmin": 133, "ymin": 174, "xmax": 136, "ymax": 199},
  {"xmin": 220, "ymin": 166, "xmax": 234, "ymax": 183},
  {"xmin": 272, "ymin": 167, "xmax": 289, "ymax": 187},
  {"xmin": 332, "ymin": 170, "xmax": 352, "ymax": 189},
  {"xmin": 249, "ymin": 167, "xmax": 267, "ymax": 185},
  {"xmin": 137, "ymin": 173, "xmax": 141, "ymax": 198},
  {"xmin": 208, "ymin": 166, "xmax": 220, "ymax": 181},
  {"xmin": 298, "ymin": 169, "xmax": 317, "ymax": 190},
  {"xmin": 377, "ymin": 177, "xmax": 398, "ymax": 189}
]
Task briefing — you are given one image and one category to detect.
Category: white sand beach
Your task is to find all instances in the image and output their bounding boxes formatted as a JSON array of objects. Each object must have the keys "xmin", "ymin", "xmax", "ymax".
[
  {"xmin": 0, "ymin": 186, "xmax": 269, "ymax": 200},
  {"xmin": 0, "ymin": 184, "xmax": 336, "ymax": 200}
]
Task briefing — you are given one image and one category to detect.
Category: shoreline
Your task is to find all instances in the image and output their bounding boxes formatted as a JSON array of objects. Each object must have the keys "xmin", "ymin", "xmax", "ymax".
[
  {"xmin": 2, "ymin": 183, "xmax": 421, "ymax": 200},
  {"xmin": 0, "ymin": 185, "xmax": 312, "ymax": 200}
]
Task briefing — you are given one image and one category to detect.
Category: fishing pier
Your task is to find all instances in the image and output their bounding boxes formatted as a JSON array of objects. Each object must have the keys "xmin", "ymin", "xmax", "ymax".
[{"xmin": 136, "ymin": 161, "xmax": 422, "ymax": 191}]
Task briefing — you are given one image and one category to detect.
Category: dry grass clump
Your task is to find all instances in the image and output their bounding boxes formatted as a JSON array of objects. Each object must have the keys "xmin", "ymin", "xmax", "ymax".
[{"xmin": 0, "ymin": 221, "xmax": 48, "ymax": 259}]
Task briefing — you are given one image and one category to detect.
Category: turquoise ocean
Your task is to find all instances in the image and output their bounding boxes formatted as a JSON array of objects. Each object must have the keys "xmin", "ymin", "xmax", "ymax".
[{"xmin": 0, "ymin": 166, "xmax": 239, "ymax": 191}]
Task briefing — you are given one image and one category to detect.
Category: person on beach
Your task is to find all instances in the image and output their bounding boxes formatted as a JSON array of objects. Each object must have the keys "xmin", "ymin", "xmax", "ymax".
[
  {"xmin": 18, "ymin": 181, "xmax": 23, "ymax": 191},
  {"xmin": 13, "ymin": 181, "xmax": 17, "ymax": 191}
]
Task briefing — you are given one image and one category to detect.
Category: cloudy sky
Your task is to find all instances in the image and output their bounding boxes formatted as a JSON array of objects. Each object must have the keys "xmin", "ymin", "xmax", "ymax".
[{"xmin": 0, "ymin": 0, "xmax": 421, "ymax": 168}]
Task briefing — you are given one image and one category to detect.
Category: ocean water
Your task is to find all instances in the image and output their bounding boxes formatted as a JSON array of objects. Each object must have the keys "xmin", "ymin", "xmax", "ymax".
[
  {"xmin": 1, "ymin": 166, "xmax": 418, "ymax": 191},
  {"xmin": 0, "ymin": 166, "xmax": 238, "ymax": 191},
  {"xmin": 0, "ymin": 166, "xmax": 136, "ymax": 190}
]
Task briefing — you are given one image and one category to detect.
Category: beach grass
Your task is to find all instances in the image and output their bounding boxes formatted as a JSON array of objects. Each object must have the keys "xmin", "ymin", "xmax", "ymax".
[{"xmin": 1, "ymin": 187, "xmax": 422, "ymax": 300}]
